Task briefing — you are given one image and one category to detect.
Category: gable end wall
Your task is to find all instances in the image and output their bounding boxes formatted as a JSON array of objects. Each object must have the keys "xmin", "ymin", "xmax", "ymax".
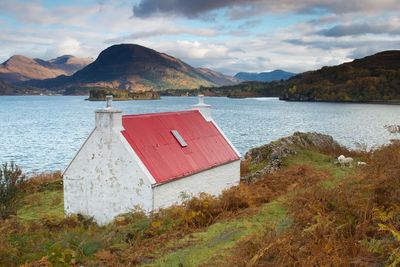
[{"xmin": 63, "ymin": 127, "xmax": 154, "ymax": 225}]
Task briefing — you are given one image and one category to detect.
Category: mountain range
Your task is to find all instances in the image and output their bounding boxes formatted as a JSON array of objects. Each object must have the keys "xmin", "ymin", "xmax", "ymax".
[
  {"xmin": 23, "ymin": 44, "xmax": 240, "ymax": 91},
  {"xmin": 194, "ymin": 50, "xmax": 400, "ymax": 102},
  {"xmin": 234, "ymin": 70, "xmax": 295, "ymax": 82},
  {"xmin": 1, "ymin": 44, "xmax": 399, "ymax": 102},
  {"xmin": 0, "ymin": 55, "xmax": 92, "ymax": 83}
]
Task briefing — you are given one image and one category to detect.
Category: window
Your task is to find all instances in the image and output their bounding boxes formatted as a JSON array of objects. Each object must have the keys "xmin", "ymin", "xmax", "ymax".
[{"xmin": 171, "ymin": 130, "xmax": 187, "ymax": 147}]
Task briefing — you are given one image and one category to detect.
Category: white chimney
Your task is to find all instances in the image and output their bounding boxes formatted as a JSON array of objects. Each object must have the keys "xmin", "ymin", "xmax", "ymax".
[
  {"xmin": 192, "ymin": 95, "xmax": 211, "ymax": 121},
  {"xmin": 95, "ymin": 95, "xmax": 123, "ymax": 131}
]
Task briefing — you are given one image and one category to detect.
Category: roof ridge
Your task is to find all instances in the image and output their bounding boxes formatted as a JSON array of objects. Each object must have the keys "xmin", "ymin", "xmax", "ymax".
[{"xmin": 122, "ymin": 110, "xmax": 197, "ymax": 118}]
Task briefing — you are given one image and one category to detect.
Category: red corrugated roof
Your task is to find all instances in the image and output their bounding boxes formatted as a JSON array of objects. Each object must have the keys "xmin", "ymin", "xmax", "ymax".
[{"xmin": 121, "ymin": 110, "xmax": 239, "ymax": 184}]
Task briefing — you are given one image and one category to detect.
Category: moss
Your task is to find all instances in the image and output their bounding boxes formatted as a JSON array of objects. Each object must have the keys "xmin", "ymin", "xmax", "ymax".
[{"xmin": 247, "ymin": 161, "xmax": 268, "ymax": 173}]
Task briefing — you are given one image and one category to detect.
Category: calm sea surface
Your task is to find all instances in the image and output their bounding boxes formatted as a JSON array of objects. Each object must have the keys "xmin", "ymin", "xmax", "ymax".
[{"xmin": 0, "ymin": 96, "xmax": 399, "ymax": 173}]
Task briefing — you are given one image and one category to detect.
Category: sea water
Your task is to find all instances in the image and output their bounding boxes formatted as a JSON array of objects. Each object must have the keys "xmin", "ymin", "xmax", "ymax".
[{"xmin": 0, "ymin": 96, "xmax": 399, "ymax": 173}]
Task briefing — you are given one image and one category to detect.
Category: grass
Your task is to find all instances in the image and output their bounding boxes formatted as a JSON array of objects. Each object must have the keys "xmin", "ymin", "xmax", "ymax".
[
  {"xmin": 247, "ymin": 161, "xmax": 267, "ymax": 173},
  {"xmin": 17, "ymin": 190, "xmax": 64, "ymax": 222},
  {"xmin": 226, "ymin": 142, "xmax": 400, "ymax": 266},
  {"xmin": 284, "ymin": 149, "xmax": 358, "ymax": 188},
  {"xmin": 146, "ymin": 200, "xmax": 289, "ymax": 267},
  {"xmin": 2, "ymin": 145, "xmax": 388, "ymax": 266},
  {"xmin": 143, "ymin": 149, "xmax": 346, "ymax": 266}
]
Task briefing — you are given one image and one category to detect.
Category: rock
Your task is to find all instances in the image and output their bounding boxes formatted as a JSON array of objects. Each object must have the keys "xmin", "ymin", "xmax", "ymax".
[{"xmin": 242, "ymin": 132, "xmax": 345, "ymax": 182}]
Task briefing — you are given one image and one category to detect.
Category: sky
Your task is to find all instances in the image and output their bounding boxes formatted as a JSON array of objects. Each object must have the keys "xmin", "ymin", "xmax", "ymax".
[{"xmin": 0, "ymin": 0, "xmax": 399, "ymax": 75}]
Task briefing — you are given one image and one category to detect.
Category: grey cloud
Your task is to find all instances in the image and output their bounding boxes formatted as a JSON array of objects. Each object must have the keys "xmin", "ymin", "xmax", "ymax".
[
  {"xmin": 347, "ymin": 45, "xmax": 400, "ymax": 59},
  {"xmin": 132, "ymin": 0, "xmax": 400, "ymax": 19},
  {"xmin": 133, "ymin": 0, "xmax": 247, "ymax": 18},
  {"xmin": 318, "ymin": 23, "xmax": 400, "ymax": 37},
  {"xmin": 285, "ymin": 38, "xmax": 400, "ymax": 56}
]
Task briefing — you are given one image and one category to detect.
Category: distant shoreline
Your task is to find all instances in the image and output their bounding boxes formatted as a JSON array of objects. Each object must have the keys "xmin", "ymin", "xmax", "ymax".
[
  {"xmin": 2, "ymin": 94, "xmax": 400, "ymax": 105},
  {"xmin": 85, "ymin": 98, "xmax": 160, "ymax": 101},
  {"xmin": 280, "ymin": 98, "xmax": 400, "ymax": 105}
]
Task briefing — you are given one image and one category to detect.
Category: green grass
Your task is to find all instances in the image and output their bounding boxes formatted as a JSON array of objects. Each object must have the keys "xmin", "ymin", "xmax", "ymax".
[
  {"xmin": 144, "ymin": 200, "xmax": 288, "ymax": 267},
  {"xmin": 284, "ymin": 149, "xmax": 356, "ymax": 187},
  {"xmin": 17, "ymin": 189, "xmax": 64, "ymax": 222},
  {"xmin": 247, "ymin": 161, "xmax": 268, "ymax": 173}
]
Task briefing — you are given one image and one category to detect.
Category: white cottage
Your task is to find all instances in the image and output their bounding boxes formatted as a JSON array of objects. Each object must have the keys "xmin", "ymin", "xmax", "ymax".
[{"xmin": 63, "ymin": 95, "xmax": 241, "ymax": 224}]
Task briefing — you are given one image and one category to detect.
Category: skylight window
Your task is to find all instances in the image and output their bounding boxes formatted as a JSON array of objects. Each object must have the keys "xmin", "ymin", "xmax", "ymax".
[{"xmin": 171, "ymin": 130, "xmax": 187, "ymax": 147}]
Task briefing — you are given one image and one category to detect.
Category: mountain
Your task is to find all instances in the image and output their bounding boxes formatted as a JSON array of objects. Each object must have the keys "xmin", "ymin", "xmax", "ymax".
[
  {"xmin": 235, "ymin": 70, "xmax": 295, "ymax": 82},
  {"xmin": 25, "ymin": 44, "xmax": 239, "ymax": 91},
  {"xmin": 0, "ymin": 80, "xmax": 20, "ymax": 95},
  {"xmin": 197, "ymin": 68, "xmax": 241, "ymax": 85},
  {"xmin": 0, "ymin": 80, "xmax": 50, "ymax": 95},
  {"xmin": 0, "ymin": 55, "xmax": 92, "ymax": 83},
  {"xmin": 47, "ymin": 55, "xmax": 92, "ymax": 74},
  {"xmin": 281, "ymin": 50, "xmax": 400, "ymax": 102}
]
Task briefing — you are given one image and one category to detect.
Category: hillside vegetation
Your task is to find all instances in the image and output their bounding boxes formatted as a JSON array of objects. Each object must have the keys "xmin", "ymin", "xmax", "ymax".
[
  {"xmin": 0, "ymin": 80, "xmax": 49, "ymax": 95},
  {"xmin": 160, "ymin": 80, "xmax": 286, "ymax": 98},
  {"xmin": 88, "ymin": 88, "xmax": 160, "ymax": 100},
  {"xmin": 281, "ymin": 50, "xmax": 400, "ymax": 102},
  {"xmin": 1, "ymin": 133, "xmax": 399, "ymax": 266},
  {"xmin": 195, "ymin": 50, "xmax": 400, "ymax": 101}
]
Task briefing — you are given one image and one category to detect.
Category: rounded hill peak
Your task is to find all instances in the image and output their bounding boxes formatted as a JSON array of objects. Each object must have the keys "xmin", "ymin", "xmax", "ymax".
[
  {"xmin": 4, "ymin": 55, "xmax": 35, "ymax": 66},
  {"xmin": 72, "ymin": 43, "xmax": 192, "ymax": 83},
  {"xmin": 94, "ymin": 44, "xmax": 178, "ymax": 66}
]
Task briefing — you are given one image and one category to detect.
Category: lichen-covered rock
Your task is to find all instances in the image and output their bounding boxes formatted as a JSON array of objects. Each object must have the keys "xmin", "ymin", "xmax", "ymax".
[{"xmin": 242, "ymin": 132, "xmax": 344, "ymax": 181}]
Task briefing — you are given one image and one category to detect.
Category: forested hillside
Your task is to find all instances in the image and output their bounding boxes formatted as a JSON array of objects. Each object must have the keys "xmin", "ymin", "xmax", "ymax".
[{"xmin": 281, "ymin": 50, "xmax": 400, "ymax": 102}]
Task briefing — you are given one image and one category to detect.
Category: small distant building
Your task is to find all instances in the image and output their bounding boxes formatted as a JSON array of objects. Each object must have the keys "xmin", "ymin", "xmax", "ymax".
[{"xmin": 63, "ymin": 95, "xmax": 241, "ymax": 224}]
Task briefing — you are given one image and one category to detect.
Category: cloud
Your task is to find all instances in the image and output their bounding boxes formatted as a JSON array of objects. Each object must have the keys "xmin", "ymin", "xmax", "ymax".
[
  {"xmin": 0, "ymin": 1, "xmax": 100, "ymax": 26},
  {"xmin": 1, "ymin": 0, "xmax": 399, "ymax": 75},
  {"xmin": 132, "ymin": 0, "xmax": 244, "ymax": 18},
  {"xmin": 45, "ymin": 37, "xmax": 81, "ymax": 58},
  {"xmin": 132, "ymin": 0, "xmax": 400, "ymax": 19},
  {"xmin": 318, "ymin": 21, "xmax": 400, "ymax": 37},
  {"xmin": 105, "ymin": 28, "xmax": 217, "ymax": 44},
  {"xmin": 170, "ymin": 41, "xmax": 230, "ymax": 59},
  {"xmin": 238, "ymin": 19, "xmax": 262, "ymax": 29}
]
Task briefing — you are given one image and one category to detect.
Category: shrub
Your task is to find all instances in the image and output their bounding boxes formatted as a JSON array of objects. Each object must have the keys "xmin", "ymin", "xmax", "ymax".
[{"xmin": 0, "ymin": 162, "xmax": 26, "ymax": 219}]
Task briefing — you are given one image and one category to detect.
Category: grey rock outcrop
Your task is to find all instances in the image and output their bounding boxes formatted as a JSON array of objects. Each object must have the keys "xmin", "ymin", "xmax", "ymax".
[{"xmin": 243, "ymin": 132, "xmax": 344, "ymax": 181}]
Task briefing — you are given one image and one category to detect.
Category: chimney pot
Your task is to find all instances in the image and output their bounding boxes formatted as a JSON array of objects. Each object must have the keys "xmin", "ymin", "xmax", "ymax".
[
  {"xmin": 106, "ymin": 95, "xmax": 113, "ymax": 108},
  {"xmin": 191, "ymin": 95, "xmax": 212, "ymax": 121},
  {"xmin": 198, "ymin": 94, "xmax": 204, "ymax": 104}
]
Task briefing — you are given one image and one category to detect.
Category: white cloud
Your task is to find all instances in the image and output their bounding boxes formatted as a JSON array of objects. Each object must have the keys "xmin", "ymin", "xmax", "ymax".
[
  {"xmin": 173, "ymin": 41, "xmax": 229, "ymax": 59},
  {"xmin": 0, "ymin": 0, "xmax": 399, "ymax": 75},
  {"xmin": 45, "ymin": 37, "xmax": 81, "ymax": 58}
]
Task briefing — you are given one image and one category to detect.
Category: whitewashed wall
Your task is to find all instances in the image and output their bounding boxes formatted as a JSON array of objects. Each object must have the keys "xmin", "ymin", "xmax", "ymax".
[
  {"xmin": 152, "ymin": 160, "xmax": 240, "ymax": 210},
  {"xmin": 64, "ymin": 112, "xmax": 154, "ymax": 225}
]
